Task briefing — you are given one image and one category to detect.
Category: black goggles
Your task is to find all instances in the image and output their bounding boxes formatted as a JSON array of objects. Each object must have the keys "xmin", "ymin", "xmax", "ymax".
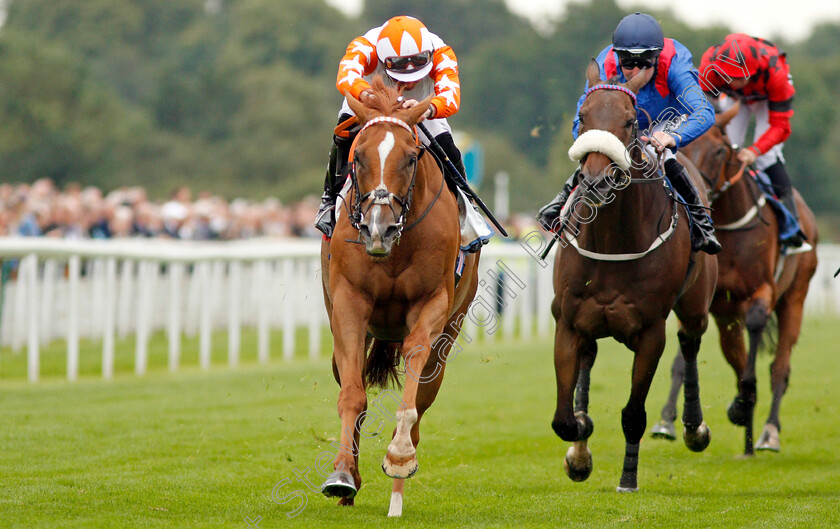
[
  {"xmin": 617, "ymin": 50, "xmax": 659, "ymax": 70},
  {"xmin": 384, "ymin": 51, "xmax": 432, "ymax": 72},
  {"xmin": 619, "ymin": 56, "xmax": 656, "ymax": 69}
]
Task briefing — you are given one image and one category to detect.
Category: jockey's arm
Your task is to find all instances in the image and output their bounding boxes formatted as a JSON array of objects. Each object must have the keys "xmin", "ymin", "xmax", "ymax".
[
  {"xmin": 427, "ymin": 45, "xmax": 461, "ymax": 119},
  {"xmin": 666, "ymin": 58, "xmax": 715, "ymax": 148},
  {"xmin": 336, "ymin": 34, "xmax": 379, "ymax": 101},
  {"xmin": 749, "ymin": 63, "xmax": 795, "ymax": 156}
]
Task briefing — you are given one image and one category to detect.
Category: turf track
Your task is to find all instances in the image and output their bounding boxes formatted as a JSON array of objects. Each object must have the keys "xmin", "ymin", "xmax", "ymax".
[{"xmin": 1, "ymin": 318, "xmax": 839, "ymax": 528}]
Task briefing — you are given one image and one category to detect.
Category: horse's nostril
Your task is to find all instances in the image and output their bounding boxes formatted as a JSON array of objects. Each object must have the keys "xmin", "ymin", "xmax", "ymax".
[
  {"xmin": 383, "ymin": 226, "xmax": 399, "ymax": 239},
  {"xmin": 359, "ymin": 225, "xmax": 371, "ymax": 238}
]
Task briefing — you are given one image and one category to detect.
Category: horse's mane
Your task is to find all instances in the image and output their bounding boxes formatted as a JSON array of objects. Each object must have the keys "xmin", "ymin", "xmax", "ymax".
[
  {"xmin": 361, "ymin": 76, "xmax": 404, "ymax": 115},
  {"xmin": 604, "ymin": 76, "xmax": 622, "ymax": 85}
]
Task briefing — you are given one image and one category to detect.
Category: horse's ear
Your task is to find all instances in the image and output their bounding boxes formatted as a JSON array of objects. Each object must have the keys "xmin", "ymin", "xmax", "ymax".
[
  {"xmin": 623, "ymin": 70, "xmax": 648, "ymax": 94},
  {"xmin": 714, "ymin": 101, "xmax": 740, "ymax": 128},
  {"xmin": 405, "ymin": 94, "xmax": 435, "ymax": 126},
  {"xmin": 345, "ymin": 91, "xmax": 370, "ymax": 123},
  {"xmin": 586, "ymin": 59, "xmax": 601, "ymax": 88}
]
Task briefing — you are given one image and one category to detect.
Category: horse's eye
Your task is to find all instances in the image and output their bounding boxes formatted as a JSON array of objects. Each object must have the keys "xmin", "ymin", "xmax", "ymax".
[{"xmin": 625, "ymin": 119, "xmax": 635, "ymax": 129}]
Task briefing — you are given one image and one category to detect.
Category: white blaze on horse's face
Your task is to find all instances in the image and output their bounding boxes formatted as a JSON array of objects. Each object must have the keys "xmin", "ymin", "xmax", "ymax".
[
  {"xmin": 359, "ymin": 129, "xmax": 403, "ymax": 257},
  {"xmin": 378, "ymin": 131, "xmax": 395, "ymax": 187}
]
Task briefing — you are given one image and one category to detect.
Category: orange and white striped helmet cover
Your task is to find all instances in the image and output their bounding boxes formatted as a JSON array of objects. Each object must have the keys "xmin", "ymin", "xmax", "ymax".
[{"xmin": 375, "ymin": 16, "xmax": 434, "ymax": 82}]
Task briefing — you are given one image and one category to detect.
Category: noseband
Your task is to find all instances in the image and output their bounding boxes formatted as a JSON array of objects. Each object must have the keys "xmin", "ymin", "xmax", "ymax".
[{"xmin": 348, "ymin": 116, "xmax": 419, "ymax": 237}]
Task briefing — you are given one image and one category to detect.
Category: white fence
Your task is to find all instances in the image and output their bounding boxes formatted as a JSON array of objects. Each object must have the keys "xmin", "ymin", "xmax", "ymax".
[{"xmin": 0, "ymin": 237, "xmax": 838, "ymax": 383}]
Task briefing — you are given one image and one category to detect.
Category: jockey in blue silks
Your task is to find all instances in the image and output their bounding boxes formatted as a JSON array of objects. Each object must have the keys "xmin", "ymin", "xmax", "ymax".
[{"xmin": 538, "ymin": 12, "xmax": 720, "ymax": 255}]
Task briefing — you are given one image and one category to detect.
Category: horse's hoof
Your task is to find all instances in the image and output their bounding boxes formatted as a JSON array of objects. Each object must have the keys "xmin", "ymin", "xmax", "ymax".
[
  {"xmin": 382, "ymin": 453, "xmax": 418, "ymax": 479},
  {"xmin": 616, "ymin": 486, "xmax": 638, "ymax": 493},
  {"xmin": 563, "ymin": 443, "xmax": 593, "ymax": 482},
  {"xmin": 755, "ymin": 423, "xmax": 781, "ymax": 452},
  {"xmin": 683, "ymin": 421, "xmax": 711, "ymax": 452},
  {"xmin": 322, "ymin": 471, "xmax": 357, "ymax": 499},
  {"xmin": 338, "ymin": 497, "xmax": 355, "ymax": 506},
  {"xmin": 651, "ymin": 420, "xmax": 677, "ymax": 441},
  {"xmin": 727, "ymin": 397, "xmax": 751, "ymax": 427}
]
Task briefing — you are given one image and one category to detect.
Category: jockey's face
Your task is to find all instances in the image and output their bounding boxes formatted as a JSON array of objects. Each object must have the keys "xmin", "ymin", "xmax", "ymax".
[
  {"xmin": 621, "ymin": 64, "xmax": 655, "ymax": 85},
  {"xmin": 397, "ymin": 80, "xmax": 419, "ymax": 91}
]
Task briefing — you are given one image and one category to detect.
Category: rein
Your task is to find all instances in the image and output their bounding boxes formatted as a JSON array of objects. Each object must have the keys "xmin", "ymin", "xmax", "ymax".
[{"xmin": 699, "ymin": 134, "xmax": 769, "ymax": 231}]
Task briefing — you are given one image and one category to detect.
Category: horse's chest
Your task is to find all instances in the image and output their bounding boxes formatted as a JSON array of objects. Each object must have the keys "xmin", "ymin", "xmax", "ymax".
[{"xmin": 560, "ymin": 279, "xmax": 645, "ymax": 339}]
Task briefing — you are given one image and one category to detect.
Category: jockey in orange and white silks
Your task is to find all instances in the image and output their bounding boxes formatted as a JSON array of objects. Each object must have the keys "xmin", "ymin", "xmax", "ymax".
[
  {"xmin": 316, "ymin": 16, "xmax": 479, "ymax": 244},
  {"xmin": 336, "ymin": 15, "xmax": 461, "ymax": 139}
]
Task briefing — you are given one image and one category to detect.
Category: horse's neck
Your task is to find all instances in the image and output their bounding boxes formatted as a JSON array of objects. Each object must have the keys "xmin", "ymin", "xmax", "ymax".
[
  {"xmin": 712, "ymin": 172, "xmax": 758, "ymax": 224},
  {"xmin": 577, "ymin": 167, "xmax": 667, "ymax": 252}
]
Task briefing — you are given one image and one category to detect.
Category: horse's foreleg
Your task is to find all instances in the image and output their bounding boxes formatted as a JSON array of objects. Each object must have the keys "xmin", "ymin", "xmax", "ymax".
[
  {"xmin": 677, "ymin": 329, "xmax": 711, "ymax": 453},
  {"xmin": 574, "ymin": 342, "xmax": 597, "ymax": 415},
  {"xmin": 321, "ymin": 287, "xmax": 372, "ymax": 501},
  {"xmin": 387, "ymin": 327, "xmax": 452, "ymax": 517},
  {"xmin": 551, "ymin": 323, "xmax": 594, "ymax": 482},
  {"xmin": 651, "ymin": 350, "xmax": 684, "ymax": 441},
  {"xmin": 618, "ymin": 323, "xmax": 666, "ymax": 492},
  {"xmin": 382, "ymin": 293, "xmax": 449, "ymax": 481},
  {"xmin": 757, "ymin": 287, "xmax": 805, "ymax": 452},
  {"xmin": 717, "ymin": 316, "xmax": 748, "ymax": 434},
  {"xmin": 730, "ymin": 293, "xmax": 771, "ymax": 455}
]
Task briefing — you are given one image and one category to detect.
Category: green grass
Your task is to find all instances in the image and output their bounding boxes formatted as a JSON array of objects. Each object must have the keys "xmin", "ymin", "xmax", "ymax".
[
  {"xmin": 0, "ymin": 327, "xmax": 333, "ymax": 380},
  {"xmin": 1, "ymin": 318, "xmax": 839, "ymax": 528}
]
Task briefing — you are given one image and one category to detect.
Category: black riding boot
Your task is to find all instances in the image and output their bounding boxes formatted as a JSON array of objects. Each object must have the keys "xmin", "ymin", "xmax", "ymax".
[
  {"xmin": 315, "ymin": 135, "xmax": 353, "ymax": 238},
  {"xmin": 765, "ymin": 162, "xmax": 805, "ymax": 247},
  {"xmin": 665, "ymin": 159, "xmax": 722, "ymax": 255},
  {"xmin": 434, "ymin": 132, "xmax": 466, "ymax": 182},
  {"xmin": 537, "ymin": 170, "xmax": 578, "ymax": 232}
]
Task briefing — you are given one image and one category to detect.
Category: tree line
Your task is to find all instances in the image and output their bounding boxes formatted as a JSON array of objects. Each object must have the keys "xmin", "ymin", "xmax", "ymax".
[{"xmin": 0, "ymin": 0, "xmax": 837, "ymax": 234}]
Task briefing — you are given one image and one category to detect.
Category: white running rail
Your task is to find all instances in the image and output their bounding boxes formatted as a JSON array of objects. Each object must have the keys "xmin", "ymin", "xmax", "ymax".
[{"xmin": 0, "ymin": 237, "xmax": 837, "ymax": 383}]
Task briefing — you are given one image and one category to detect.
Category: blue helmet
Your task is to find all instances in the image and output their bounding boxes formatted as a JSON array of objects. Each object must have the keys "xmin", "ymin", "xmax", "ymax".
[{"xmin": 612, "ymin": 12, "xmax": 664, "ymax": 54}]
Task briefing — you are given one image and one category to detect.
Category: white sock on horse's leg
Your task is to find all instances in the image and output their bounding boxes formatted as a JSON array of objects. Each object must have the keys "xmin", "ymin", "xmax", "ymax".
[{"xmin": 388, "ymin": 479, "xmax": 405, "ymax": 517}]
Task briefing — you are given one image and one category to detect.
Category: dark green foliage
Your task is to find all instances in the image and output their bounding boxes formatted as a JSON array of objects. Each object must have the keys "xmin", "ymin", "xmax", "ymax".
[{"xmin": 0, "ymin": 0, "xmax": 838, "ymax": 220}]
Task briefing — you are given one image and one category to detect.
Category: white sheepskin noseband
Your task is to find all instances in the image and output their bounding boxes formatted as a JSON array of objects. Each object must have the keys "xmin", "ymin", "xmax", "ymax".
[{"xmin": 568, "ymin": 129, "xmax": 631, "ymax": 171}]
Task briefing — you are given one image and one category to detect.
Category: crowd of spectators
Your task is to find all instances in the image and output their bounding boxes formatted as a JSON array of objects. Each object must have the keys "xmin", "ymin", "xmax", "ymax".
[
  {"xmin": 0, "ymin": 178, "xmax": 542, "ymax": 243},
  {"xmin": 0, "ymin": 179, "xmax": 324, "ymax": 241}
]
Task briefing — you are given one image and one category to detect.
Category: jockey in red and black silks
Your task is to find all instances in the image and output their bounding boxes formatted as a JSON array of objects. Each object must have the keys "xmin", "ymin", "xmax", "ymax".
[
  {"xmin": 699, "ymin": 33, "xmax": 805, "ymax": 248},
  {"xmin": 699, "ymin": 34, "xmax": 794, "ymax": 158}
]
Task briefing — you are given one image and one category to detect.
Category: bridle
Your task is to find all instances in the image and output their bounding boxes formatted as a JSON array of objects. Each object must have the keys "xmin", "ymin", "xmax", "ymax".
[
  {"xmin": 562, "ymin": 84, "xmax": 680, "ymax": 261},
  {"xmin": 347, "ymin": 116, "xmax": 420, "ymax": 239},
  {"xmin": 579, "ymin": 84, "xmax": 665, "ymax": 183},
  {"xmin": 698, "ymin": 126, "xmax": 748, "ymax": 202}
]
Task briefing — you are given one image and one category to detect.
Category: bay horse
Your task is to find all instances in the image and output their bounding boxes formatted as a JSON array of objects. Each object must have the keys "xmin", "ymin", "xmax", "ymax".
[
  {"xmin": 652, "ymin": 104, "xmax": 819, "ymax": 455},
  {"xmin": 550, "ymin": 61, "xmax": 718, "ymax": 492},
  {"xmin": 319, "ymin": 77, "xmax": 480, "ymax": 516}
]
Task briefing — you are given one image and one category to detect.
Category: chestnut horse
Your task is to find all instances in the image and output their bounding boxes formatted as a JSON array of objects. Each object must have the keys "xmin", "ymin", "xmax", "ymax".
[
  {"xmin": 652, "ymin": 104, "xmax": 819, "ymax": 455},
  {"xmin": 550, "ymin": 61, "xmax": 718, "ymax": 492},
  {"xmin": 319, "ymin": 78, "xmax": 480, "ymax": 516}
]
